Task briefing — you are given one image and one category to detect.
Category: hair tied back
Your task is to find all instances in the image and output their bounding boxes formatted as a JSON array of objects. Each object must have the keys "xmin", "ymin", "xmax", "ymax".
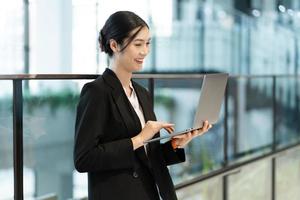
[{"xmin": 99, "ymin": 30, "xmax": 105, "ymax": 52}]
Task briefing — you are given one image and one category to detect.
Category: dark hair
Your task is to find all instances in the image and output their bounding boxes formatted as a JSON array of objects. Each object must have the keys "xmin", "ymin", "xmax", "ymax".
[{"xmin": 98, "ymin": 11, "xmax": 149, "ymax": 57}]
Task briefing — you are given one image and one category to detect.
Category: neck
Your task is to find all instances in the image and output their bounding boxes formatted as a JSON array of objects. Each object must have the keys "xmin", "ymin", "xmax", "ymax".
[{"xmin": 110, "ymin": 61, "xmax": 132, "ymax": 88}]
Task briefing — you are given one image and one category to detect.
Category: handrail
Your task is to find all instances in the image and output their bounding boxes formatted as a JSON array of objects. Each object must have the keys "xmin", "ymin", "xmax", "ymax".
[
  {"xmin": 0, "ymin": 74, "xmax": 98, "ymax": 80},
  {"xmin": 175, "ymin": 142, "xmax": 300, "ymax": 190},
  {"xmin": 0, "ymin": 73, "xmax": 300, "ymax": 80}
]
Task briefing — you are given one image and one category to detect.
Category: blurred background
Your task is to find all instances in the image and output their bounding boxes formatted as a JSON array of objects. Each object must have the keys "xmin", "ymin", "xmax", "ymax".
[
  {"xmin": 2, "ymin": 0, "xmax": 300, "ymax": 75},
  {"xmin": 0, "ymin": 0, "xmax": 300, "ymax": 199}
]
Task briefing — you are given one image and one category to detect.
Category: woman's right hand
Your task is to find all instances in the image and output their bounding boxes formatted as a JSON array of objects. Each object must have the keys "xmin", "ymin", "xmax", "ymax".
[{"xmin": 131, "ymin": 121, "xmax": 174, "ymax": 150}]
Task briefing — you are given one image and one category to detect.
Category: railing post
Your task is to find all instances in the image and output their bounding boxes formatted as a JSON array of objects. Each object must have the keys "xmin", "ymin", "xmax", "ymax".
[
  {"xmin": 13, "ymin": 80, "xmax": 23, "ymax": 200},
  {"xmin": 224, "ymin": 80, "xmax": 229, "ymax": 165},
  {"xmin": 271, "ymin": 76, "xmax": 277, "ymax": 200},
  {"xmin": 148, "ymin": 78, "xmax": 155, "ymax": 107},
  {"xmin": 23, "ymin": 0, "xmax": 30, "ymax": 91},
  {"xmin": 223, "ymin": 80, "xmax": 229, "ymax": 200}
]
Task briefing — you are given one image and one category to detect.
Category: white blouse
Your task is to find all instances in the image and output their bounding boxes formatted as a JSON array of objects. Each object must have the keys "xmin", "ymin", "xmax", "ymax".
[{"xmin": 123, "ymin": 82, "xmax": 148, "ymax": 152}]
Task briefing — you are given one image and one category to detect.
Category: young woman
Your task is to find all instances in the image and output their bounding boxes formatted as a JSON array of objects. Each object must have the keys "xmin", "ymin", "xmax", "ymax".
[{"xmin": 74, "ymin": 11, "xmax": 212, "ymax": 200}]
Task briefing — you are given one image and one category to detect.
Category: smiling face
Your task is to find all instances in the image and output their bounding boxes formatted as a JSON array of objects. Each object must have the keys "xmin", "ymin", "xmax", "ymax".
[{"xmin": 111, "ymin": 26, "xmax": 151, "ymax": 73}]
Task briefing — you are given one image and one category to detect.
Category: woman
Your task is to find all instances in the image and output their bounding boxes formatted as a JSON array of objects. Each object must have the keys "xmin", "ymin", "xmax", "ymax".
[{"xmin": 74, "ymin": 11, "xmax": 212, "ymax": 200}]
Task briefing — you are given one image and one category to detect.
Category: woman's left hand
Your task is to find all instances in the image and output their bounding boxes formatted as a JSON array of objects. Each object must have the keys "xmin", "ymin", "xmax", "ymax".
[{"xmin": 171, "ymin": 120, "xmax": 212, "ymax": 149}]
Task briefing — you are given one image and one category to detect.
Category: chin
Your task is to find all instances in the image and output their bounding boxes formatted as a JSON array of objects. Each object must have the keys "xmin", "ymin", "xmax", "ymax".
[{"xmin": 133, "ymin": 65, "xmax": 143, "ymax": 72}]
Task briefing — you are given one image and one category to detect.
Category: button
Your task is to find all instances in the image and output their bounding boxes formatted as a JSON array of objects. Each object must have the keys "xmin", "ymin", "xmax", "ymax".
[{"xmin": 133, "ymin": 171, "xmax": 139, "ymax": 178}]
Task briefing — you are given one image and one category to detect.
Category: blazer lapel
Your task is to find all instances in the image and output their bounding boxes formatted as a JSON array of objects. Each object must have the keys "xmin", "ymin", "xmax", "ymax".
[
  {"xmin": 133, "ymin": 81, "xmax": 161, "ymax": 158},
  {"xmin": 132, "ymin": 82, "xmax": 155, "ymax": 122},
  {"xmin": 102, "ymin": 68, "xmax": 138, "ymax": 137},
  {"xmin": 133, "ymin": 82, "xmax": 160, "ymax": 140},
  {"xmin": 102, "ymin": 69, "xmax": 152, "ymax": 169},
  {"xmin": 133, "ymin": 81, "xmax": 162, "ymax": 165}
]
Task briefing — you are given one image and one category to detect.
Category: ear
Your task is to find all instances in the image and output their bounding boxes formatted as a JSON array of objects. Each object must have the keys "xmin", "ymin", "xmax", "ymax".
[{"xmin": 109, "ymin": 39, "xmax": 120, "ymax": 53}]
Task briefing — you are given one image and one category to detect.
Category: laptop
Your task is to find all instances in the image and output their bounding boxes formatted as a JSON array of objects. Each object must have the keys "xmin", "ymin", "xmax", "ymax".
[{"xmin": 144, "ymin": 73, "xmax": 228, "ymax": 143}]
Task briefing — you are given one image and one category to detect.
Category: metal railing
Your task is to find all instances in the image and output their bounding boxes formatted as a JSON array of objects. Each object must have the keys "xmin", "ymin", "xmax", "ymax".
[{"xmin": 0, "ymin": 73, "xmax": 299, "ymax": 200}]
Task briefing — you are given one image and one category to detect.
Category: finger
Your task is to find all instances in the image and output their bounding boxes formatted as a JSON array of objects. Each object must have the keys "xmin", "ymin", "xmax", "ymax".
[
  {"xmin": 173, "ymin": 132, "xmax": 190, "ymax": 139},
  {"xmin": 173, "ymin": 134, "xmax": 186, "ymax": 139},
  {"xmin": 203, "ymin": 120, "xmax": 209, "ymax": 128},
  {"xmin": 168, "ymin": 127, "xmax": 174, "ymax": 133},
  {"xmin": 162, "ymin": 123, "xmax": 175, "ymax": 128},
  {"xmin": 206, "ymin": 122, "xmax": 210, "ymax": 129},
  {"xmin": 194, "ymin": 128, "xmax": 207, "ymax": 136},
  {"xmin": 164, "ymin": 127, "xmax": 174, "ymax": 133},
  {"xmin": 191, "ymin": 130, "xmax": 199, "ymax": 137},
  {"xmin": 202, "ymin": 120, "xmax": 210, "ymax": 130},
  {"xmin": 171, "ymin": 138, "xmax": 179, "ymax": 145},
  {"xmin": 166, "ymin": 126, "xmax": 175, "ymax": 132},
  {"xmin": 200, "ymin": 122, "xmax": 209, "ymax": 132},
  {"xmin": 201, "ymin": 127, "xmax": 208, "ymax": 132},
  {"xmin": 175, "ymin": 132, "xmax": 191, "ymax": 139},
  {"xmin": 164, "ymin": 128, "xmax": 171, "ymax": 133}
]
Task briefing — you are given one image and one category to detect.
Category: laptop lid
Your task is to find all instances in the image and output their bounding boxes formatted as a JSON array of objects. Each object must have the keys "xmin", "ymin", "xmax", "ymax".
[
  {"xmin": 193, "ymin": 73, "xmax": 228, "ymax": 128},
  {"xmin": 144, "ymin": 73, "xmax": 228, "ymax": 143}
]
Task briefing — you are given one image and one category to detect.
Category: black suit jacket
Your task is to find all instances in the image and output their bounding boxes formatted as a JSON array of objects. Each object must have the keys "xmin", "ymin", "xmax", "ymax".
[{"xmin": 74, "ymin": 68, "xmax": 185, "ymax": 200}]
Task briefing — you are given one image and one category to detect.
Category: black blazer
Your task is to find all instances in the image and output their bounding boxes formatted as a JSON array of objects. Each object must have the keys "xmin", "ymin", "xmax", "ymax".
[{"xmin": 74, "ymin": 68, "xmax": 185, "ymax": 200}]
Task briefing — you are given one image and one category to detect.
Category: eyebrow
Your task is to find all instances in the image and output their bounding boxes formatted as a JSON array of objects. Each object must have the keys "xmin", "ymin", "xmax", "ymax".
[{"xmin": 133, "ymin": 38, "xmax": 151, "ymax": 42}]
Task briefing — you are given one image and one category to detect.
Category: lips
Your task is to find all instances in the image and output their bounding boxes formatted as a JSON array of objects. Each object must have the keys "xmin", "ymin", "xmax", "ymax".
[{"xmin": 134, "ymin": 58, "xmax": 144, "ymax": 64}]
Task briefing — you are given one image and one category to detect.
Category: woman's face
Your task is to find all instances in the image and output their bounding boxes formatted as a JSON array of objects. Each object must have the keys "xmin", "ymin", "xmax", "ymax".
[{"xmin": 114, "ymin": 26, "xmax": 151, "ymax": 72}]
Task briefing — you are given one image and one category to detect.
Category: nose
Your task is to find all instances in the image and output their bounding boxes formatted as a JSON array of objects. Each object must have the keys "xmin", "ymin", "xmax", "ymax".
[
  {"xmin": 140, "ymin": 51, "xmax": 146, "ymax": 56},
  {"xmin": 140, "ymin": 45, "xmax": 149, "ymax": 56}
]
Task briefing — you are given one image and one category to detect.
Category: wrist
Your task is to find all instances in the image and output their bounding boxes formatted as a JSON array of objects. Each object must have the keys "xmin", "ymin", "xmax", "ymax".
[
  {"xmin": 171, "ymin": 139, "xmax": 178, "ymax": 149},
  {"xmin": 131, "ymin": 135, "xmax": 143, "ymax": 150}
]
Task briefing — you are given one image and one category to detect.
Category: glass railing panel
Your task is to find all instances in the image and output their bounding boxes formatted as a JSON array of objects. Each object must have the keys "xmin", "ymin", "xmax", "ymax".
[
  {"xmin": 227, "ymin": 77, "xmax": 273, "ymax": 162},
  {"xmin": 276, "ymin": 146, "xmax": 300, "ymax": 200},
  {"xmin": 276, "ymin": 77, "xmax": 300, "ymax": 148},
  {"xmin": 0, "ymin": 81, "xmax": 13, "ymax": 200},
  {"xmin": 2, "ymin": 74, "xmax": 298, "ymax": 199},
  {"xmin": 0, "ymin": 0, "xmax": 24, "ymax": 74},
  {"xmin": 176, "ymin": 177, "xmax": 223, "ymax": 200},
  {"xmin": 154, "ymin": 22, "xmax": 204, "ymax": 72},
  {"xmin": 132, "ymin": 78, "xmax": 149, "ymax": 90},
  {"xmin": 23, "ymin": 80, "xmax": 89, "ymax": 200},
  {"xmin": 153, "ymin": 78, "xmax": 225, "ymax": 184},
  {"xmin": 228, "ymin": 159, "xmax": 271, "ymax": 200}
]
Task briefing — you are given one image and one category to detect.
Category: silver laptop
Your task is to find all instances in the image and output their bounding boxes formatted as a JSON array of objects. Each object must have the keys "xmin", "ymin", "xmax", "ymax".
[{"xmin": 144, "ymin": 73, "xmax": 228, "ymax": 143}]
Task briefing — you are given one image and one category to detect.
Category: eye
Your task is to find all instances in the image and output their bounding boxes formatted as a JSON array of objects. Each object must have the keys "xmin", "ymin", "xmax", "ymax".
[
  {"xmin": 146, "ymin": 42, "xmax": 151, "ymax": 46},
  {"xmin": 134, "ymin": 43, "xmax": 142, "ymax": 47}
]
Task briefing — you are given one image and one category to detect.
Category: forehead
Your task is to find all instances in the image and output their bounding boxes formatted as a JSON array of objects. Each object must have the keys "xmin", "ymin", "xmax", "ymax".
[{"xmin": 130, "ymin": 26, "xmax": 151, "ymax": 41}]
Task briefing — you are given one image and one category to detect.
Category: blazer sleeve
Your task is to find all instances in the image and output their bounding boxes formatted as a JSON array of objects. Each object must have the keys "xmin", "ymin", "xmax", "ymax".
[
  {"xmin": 74, "ymin": 84, "xmax": 135, "ymax": 173},
  {"xmin": 161, "ymin": 141, "xmax": 185, "ymax": 166}
]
